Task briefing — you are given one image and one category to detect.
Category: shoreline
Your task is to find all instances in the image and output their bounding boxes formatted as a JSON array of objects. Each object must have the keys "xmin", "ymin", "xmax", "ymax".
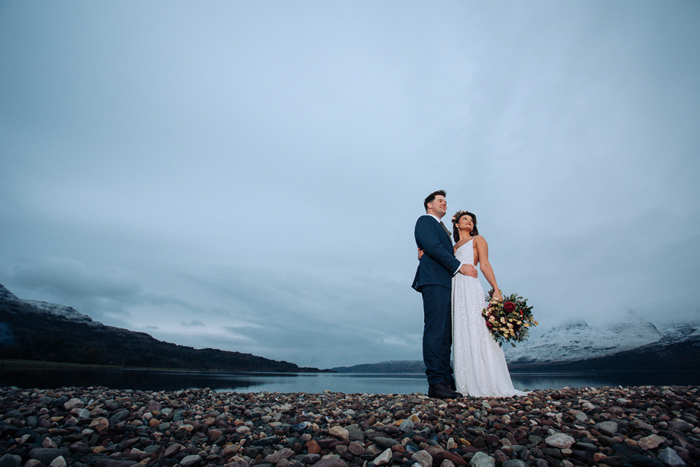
[{"xmin": 0, "ymin": 385, "xmax": 698, "ymax": 467}]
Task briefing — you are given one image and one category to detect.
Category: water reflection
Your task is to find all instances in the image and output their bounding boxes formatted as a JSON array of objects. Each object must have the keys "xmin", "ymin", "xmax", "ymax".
[{"xmin": 1, "ymin": 368, "xmax": 698, "ymax": 393}]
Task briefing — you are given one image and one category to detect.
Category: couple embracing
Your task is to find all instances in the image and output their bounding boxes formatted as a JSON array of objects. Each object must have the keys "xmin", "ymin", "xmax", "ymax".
[{"xmin": 412, "ymin": 190, "xmax": 525, "ymax": 399}]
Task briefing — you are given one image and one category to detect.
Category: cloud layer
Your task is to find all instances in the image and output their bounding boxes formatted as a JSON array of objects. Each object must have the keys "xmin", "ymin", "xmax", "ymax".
[{"xmin": 1, "ymin": 1, "xmax": 699, "ymax": 368}]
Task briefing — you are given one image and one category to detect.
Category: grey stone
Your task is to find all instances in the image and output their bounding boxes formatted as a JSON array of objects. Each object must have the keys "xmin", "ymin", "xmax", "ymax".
[
  {"xmin": 412, "ymin": 451, "xmax": 433, "ymax": 467},
  {"xmin": 502, "ymin": 461, "xmax": 527, "ymax": 467},
  {"xmin": 373, "ymin": 449, "xmax": 393, "ymax": 466},
  {"xmin": 180, "ymin": 455, "xmax": 203, "ymax": 467},
  {"xmin": 545, "ymin": 433, "xmax": 575, "ymax": 449},
  {"xmin": 400, "ymin": 419, "xmax": 415, "ymax": 432},
  {"xmin": 0, "ymin": 454, "xmax": 20, "ymax": 467},
  {"xmin": 109, "ymin": 409, "xmax": 130, "ymax": 424},
  {"xmin": 346, "ymin": 424, "xmax": 365, "ymax": 442},
  {"xmin": 373, "ymin": 437, "xmax": 399, "ymax": 449},
  {"xmin": 657, "ymin": 448, "xmax": 685, "ymax": 467},
  {"xmin": 596, "ymin": 421, "xmax": 619, "ymax": 435},
  {"xmin": 263, "ymin": 449, "xmax": 295, "ymax": 464},
  {"xmin": 469, "ymin": 452, "xmax": 495, "ymax": 467},
  {"xmin": 310, "ymin": 457, "xmax": 348, "ymax": 467},
  {"xmin": 28, "ymin": 448, "xmax": 71, "ymax": 465}
]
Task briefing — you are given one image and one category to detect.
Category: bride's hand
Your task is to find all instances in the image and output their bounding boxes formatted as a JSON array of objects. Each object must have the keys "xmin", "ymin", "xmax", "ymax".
[
  {"xmin": 417, "ymin": 248, "xmax": 424, "ymax": 260},
  {"xmin": 492, "ymin": 290, "xmax": 503, "ymax": 301}
]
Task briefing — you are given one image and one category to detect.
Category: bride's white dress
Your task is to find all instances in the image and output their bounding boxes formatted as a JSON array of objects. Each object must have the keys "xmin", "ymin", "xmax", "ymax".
[{"xmin": 452, "ymin": 239, "xmax": 527, "ymax": 398}]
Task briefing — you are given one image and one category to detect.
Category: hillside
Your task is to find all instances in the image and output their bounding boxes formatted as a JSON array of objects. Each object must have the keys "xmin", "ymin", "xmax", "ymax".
[{"xmin": 0, "ymin": 284, "xmax": 322, "ymax": 373}]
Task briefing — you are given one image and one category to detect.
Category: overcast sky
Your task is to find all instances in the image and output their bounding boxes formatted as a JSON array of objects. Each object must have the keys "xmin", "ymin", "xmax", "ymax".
[{"xmin": 1, "ymin": 1, "xmax": 699, "ymax": 369}]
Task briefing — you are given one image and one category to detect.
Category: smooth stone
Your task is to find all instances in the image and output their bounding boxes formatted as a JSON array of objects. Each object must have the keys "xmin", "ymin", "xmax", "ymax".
[
  {"xmin": 627, "ymin": 455, "xmax": 665, "ymax": 467},
  {"xmin": 28, "ymin": 449, "xmax": 71, "ymax": 465},
  {"xmin": 638, "ymin": 434, "xmax": 666, "ymax": 450},
  {"xmin": 596, "ymin": 421, "xmax": 619, "ymax": 435},
  {"xmin": 545, "ymin": 433, "xmax": 575, "ymax": 449},
  {"xmin": 329, "ymin": 426, "xmax": 349, "ymax": 441},
  {"xmin": 657, "ymin": 448, "xmax": 685, "ymax": 467},
  {"xmin": 0, "ymin": 455, "xmax": 20, "ymax": 467},
  {"xmin": 502, "ymin": 461, "xmax": 527, "ymax": 467},
  {"xmin": 412, "ymin": 450, "xmax": 433, "ymax": 467},
  {"xmin": 348, "ymin": 442, "xmax": 365, "ymax": 456},
  {"xmin": 264, "ymin": 448, "xmax": 295, "ymax": 463},
  {"xmin": 469, "ymin": 452, "xmax": 495, "ymax": 467},
  {"xmin": 180, "ymin": 455, "xmax": 202, "ymax": 467},
  {"xmin": 667, "ymin": 420, "xmax": 692, "ymax": 432},
  {"xmin": 400, "ymin": 419, "xmax": 415, "ymax": 432},
  {"xmin": 373, "ymin": 437, "xmax": 399, "ymax": 449},
  {"xmin": 49, "ymin": 457, "xmax": 66, "ymax": 467},
  {"xmin": 373, "ymin": 449, "xmax": 393, "ymax": 466},
  {"xmin": 310, "ymin": 457, "xmax": 348, "ymax": 467}
]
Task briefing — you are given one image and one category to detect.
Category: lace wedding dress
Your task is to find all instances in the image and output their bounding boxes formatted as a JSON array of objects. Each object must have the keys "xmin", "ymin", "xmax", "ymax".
[{"xmin": 452, "ymin": 239, "xmax": 527, "ymax": 398}]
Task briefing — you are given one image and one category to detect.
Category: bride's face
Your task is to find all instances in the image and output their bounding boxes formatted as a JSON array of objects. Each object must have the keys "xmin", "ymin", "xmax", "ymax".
[{"xmin": 458, "ymin": 215, "xmax": 474, "ymax": 233}]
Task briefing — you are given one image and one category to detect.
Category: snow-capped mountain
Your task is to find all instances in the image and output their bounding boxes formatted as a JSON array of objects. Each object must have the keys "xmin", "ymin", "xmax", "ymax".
[
  {"xmin": 0, "ymin": 284, "xmax": 96, "ymax": 325},
  {"xmin": 503, "ymin": 314, "xmax": 699, "ymax": 366}
]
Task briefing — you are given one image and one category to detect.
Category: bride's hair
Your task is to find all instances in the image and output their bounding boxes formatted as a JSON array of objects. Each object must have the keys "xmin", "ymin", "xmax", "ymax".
[{"xmin": 452, "ymin": 211, "xmax": 478, "ymax": 242}]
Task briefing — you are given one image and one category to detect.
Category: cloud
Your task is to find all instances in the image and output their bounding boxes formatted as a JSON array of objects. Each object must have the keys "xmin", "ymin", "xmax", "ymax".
[{"xmin": 1, "ymin": 1, "xmax": 699, "ymax": 368}]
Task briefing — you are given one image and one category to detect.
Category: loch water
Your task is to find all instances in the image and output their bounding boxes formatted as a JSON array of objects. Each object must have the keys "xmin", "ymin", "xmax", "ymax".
[{"xmin": 1, "ymin": 368, "xmax": 699, "ymax": 393}]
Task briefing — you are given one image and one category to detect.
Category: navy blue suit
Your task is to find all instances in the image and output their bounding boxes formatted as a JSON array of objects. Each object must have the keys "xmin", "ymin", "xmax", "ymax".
[{"xmin": 412, "ymin": 215, "xmax": 461, "ymax": 387}]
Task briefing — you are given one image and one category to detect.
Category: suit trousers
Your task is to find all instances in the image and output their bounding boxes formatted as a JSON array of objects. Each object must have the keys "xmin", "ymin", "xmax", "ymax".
[{"xmin": 420, "ymin": 284, "xmax": 453, "ymax": 386}]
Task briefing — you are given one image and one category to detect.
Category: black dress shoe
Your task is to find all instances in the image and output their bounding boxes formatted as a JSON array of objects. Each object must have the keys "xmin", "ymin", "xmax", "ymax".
[{"xmin": 428, "ymin": 383, "xmax": 462, "ymax": 399}]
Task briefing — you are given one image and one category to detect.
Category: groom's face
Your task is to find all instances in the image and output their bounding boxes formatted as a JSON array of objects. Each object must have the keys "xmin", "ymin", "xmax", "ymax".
[{"xmin": 428, "ymin": 195, "xmax": 448, "ymax": 218}]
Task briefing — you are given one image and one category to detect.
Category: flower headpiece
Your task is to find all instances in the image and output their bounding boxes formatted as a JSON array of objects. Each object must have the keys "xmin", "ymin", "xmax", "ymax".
[{"xmin": 451, "ymin": 210, "xmax": 476, "ymax": 225}]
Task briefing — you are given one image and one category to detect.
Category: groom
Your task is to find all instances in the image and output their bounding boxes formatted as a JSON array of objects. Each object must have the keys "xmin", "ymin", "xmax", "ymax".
[{"xmin": 412, "ymin": 190, "xmax": 477, "ymax": 399}]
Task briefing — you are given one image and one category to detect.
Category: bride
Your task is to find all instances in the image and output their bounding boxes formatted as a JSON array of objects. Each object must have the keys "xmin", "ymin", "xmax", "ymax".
[{"xmin": 451, "ymin": 210, "xmax": 526, "ymax": 398}]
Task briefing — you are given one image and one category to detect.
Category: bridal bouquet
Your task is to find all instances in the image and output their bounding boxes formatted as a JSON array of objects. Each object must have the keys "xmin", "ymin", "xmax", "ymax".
[{"xmin": 482, "ymin": 290, "xmax": 537, "ymax": 347}]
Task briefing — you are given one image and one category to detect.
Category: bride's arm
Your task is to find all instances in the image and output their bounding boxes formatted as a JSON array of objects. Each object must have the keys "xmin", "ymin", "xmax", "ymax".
[{"xmin": 475, "ymin": 236, "xmax": 502, "ymax": 300}]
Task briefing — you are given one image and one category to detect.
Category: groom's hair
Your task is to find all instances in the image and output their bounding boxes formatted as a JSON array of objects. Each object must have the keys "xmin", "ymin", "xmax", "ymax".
[{"xmin": 424, "ymin": 190, "xmax": 446, "ymax": 211}]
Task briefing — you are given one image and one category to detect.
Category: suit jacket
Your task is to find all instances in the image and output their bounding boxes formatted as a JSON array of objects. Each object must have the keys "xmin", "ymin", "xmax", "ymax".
[{"xmin": 412, "ymin": 215, "xmax": 461, "ymax": 291}]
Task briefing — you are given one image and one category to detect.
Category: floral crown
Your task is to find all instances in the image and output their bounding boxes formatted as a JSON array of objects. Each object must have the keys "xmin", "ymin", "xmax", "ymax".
[{"xmin": 451, "ymin": 210, "xmax": 475, "ymax": 224}]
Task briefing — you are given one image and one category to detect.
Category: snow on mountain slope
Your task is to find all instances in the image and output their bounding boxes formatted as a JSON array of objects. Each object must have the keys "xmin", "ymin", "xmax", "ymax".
[
  {"xmin": 503, "ymin": 317, "xmax": 663, "ymax": 364},
  {"xmin": 0, "ymin": 284, "xmax": 96, "ymax": 326}
]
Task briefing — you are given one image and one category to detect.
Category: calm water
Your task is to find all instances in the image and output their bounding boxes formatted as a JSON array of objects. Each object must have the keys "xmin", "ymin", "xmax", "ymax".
[{"xmin": 1, "ymin": 368, "xmax": 699, "ymax": 393}]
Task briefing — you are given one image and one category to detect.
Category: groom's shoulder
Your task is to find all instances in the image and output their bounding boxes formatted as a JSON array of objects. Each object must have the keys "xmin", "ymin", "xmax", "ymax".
[{"xmin": 415, "ymin": 214, "xmax": 434, "ymax": 226}]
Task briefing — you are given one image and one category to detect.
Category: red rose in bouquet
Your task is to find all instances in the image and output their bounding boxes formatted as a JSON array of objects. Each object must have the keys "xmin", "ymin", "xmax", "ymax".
[{"xmin": 482, "ymin": 290, "xmax": 537, "ymax": 347}]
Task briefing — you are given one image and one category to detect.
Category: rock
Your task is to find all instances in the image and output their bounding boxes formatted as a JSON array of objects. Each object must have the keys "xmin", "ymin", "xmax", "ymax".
[
  {"xmin": 307, "ymin": 440, "xmax": 322, "ymax": 455},
  {"xmin": 49, "ymin": 457, "xmax": 66, "ymax": 467},
  {"xmin": 400, "ymin": 419, "xmax": 415, "ymax": 432},
  {"xmin": 412, "ymin": 450, "xmax": 434, "ymax": 467},
  {"xmin": 469, "ymin": 452, "xmax": 495, "ymax": 467},
  {"xmin": 264, "ymin": 448, "xmax": 295, "ymax": 463},
  {"xmin": 657, "ymin": 447, "xmax": 685, "ymax": 467},
  {"xmin": 329, "ymin": 426, "xmax": 349, "ymax": 441},
  {"xmin": 310, "ymin": 457, "xmax": 348, "ymax": 467},
  {"xmin": 64, "ymin": 398, "xmax": 84, "ymax": 410},
  {"xmin": 502, "ymin": 461, "xmax": 527, "ymax": 467},
  {"xmin": 28, "ymin": 449, "xmax": 71, "ymax": 465},
  {"xmin": 180, "ymin": 455, "xmax": 202, "ymax": 467},
  {"xmin": 373, "ymin": 449, "xmax": 393, "ymax": 466},
  {"xmin": 596, "ymin": 421, "xmax": 619, "ymax": 435},
  {"xmin": 373, "ymin": 436, "xmax": 399, "ymax": 449},
  {"xmin": 638, "ymin": 434, "xmax": 666, "ymax": 450},
  {"xmin": 0, "ymin": 455, "xmax": 20, "ymax": 467},
  {"xmin": 668, "ymin": 420, "xmax": 692, "ymax": 432},
  {"xmin": 627, "ymin": 455, "xmax": 665, "ymax": 467},
  {"xmin": 545, "ymin": 433, "xmax": 575, "ymax": 449}
]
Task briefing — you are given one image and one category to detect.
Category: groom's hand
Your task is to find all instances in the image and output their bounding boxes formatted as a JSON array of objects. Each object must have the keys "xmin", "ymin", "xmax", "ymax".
[{"xmin": 459, "ymin": 264, "xmax": 478, "ymax": 278}]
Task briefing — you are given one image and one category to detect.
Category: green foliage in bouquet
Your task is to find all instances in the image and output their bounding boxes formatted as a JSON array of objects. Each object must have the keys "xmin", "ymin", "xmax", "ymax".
[{"xmin": 482, "ymin": 290, "xmax": 537, "ymax": 347}]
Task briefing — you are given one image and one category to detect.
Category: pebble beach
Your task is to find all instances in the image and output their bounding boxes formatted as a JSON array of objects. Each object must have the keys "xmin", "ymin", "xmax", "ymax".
[{"xmin": 0, "ymin": 385, "xmax": 698, "ymax": 467}]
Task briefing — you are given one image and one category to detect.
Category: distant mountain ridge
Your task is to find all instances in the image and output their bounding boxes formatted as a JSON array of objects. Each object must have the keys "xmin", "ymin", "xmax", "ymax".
[
  {"xmin": 0, "ymin": 284, "xmax": 322, "ymax": 372},
  {"xmin": 333, "ymin": 316, "xmax": 700, "ymax": 373}
]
